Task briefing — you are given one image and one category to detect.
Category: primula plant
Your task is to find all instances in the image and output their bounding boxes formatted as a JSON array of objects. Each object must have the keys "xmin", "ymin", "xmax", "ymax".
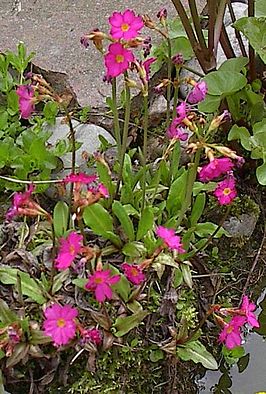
[{"xmin": 0, "ymin": 3, "xmax": 265, "ymax": 393}]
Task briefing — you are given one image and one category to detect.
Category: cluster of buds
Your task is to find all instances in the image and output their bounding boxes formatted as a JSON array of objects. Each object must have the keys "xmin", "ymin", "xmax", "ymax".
[{"xmin": 0, "ymin": 323, "xmax": 22, "ymax": 357}]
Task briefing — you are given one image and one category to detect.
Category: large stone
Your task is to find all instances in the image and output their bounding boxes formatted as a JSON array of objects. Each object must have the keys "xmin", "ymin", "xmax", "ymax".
[{"xmin": 223, "ymin": 213, "xmax": 259, "ymax": 238}]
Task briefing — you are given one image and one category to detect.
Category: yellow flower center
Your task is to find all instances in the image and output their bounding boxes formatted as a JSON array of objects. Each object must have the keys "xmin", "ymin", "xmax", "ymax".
[
  {"xmin": 130, "ymin": 268, "xmax": 138, "ymax": 276},
  {"xmin": 57, "ymin": 318, "xmax": 66, "ymax": 328},
  {"xmin": 69, "ymin": 245, "xmax": 75, "ymax": 255},
  {"xmin": 226, "ymin": 325, "xmax": 233, "ymax": 334},
  {"xmin": 115, "ymin": 54, "xmax": 124, "ymax": 63},
  {"xmin": 223, "ymin": 187, "xmax": 231, "ymax": 196},
  {"xmin": 121, "ymin": 23, "xmax": 129, "ymax": 32},
  {"xmin": 94, "ymin": 277, "xmax": 103, "ymax": 284}
]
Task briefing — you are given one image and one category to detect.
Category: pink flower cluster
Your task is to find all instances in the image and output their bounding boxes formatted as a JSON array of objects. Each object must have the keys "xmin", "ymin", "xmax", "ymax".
[
  {"xmin": 16, "ymin": 85, "xmax": 35, "ymax": 119},
  {"xmin": 85, "ymin": 269, "xmax": 120, "ymax": 303},
  {"xmin": 218, "ymin": 295, "xmax": 259, "ymax": 349},
  {"xmin": 156, "ymin": 226, "xmax": 185, "ymax": 253},
  {"xmin": 55, "ymin": 231, "xmax": 83, "ymax": 270},
  {"xmin": 122, "ymin": 263, "xmax": 145, "ymax": 285},
  {"xmin": 187, "ymin": 81, "xmax": 208, "ymax": 104}
]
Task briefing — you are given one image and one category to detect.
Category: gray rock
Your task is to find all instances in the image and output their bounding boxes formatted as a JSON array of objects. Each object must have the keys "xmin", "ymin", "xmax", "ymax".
[
  {"xmin": 148, "ymin": 95, "xmax": 168, "ymax": 126},
  {"xmin": 46, "ymin": 117, "xmax": 116, "ymax": 175},
  {"xmin": 223, "ymin": 213, "xmax": 258, "ymax": 238}
]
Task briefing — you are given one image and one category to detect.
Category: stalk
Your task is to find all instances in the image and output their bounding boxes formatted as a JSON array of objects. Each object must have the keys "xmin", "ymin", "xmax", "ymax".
[
  {"xmin": 166, "ymin": 37, "xmax": 172, "ymax": 127},
  {"xmin": 66, "ymin": 111, "xmax": 76, "ymax": 227},
  {"xmin": 141, "ymin": 94, "xmax": 149, "ymax": 212},
  {"xmin": 111, "ymin": 78, "xmax": 122, "ymax": 161}
]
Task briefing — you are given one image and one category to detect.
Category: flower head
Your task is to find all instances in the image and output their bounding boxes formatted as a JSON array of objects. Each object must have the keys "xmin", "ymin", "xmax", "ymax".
[
  {"xmin": 156, "ymin": 226, "xmax": 185, "ymax": 253},
  {"xmin": 122, "ymin": 263, "xmax": 145, "ymax": 285},
  {"xmin": 16, "ymin": 85, "xmax": 35, "ymax": 119},
  {"xmin": 109, "ymin": 10, "xmax": 144, "ymax": 40},
  {"xmin": 213, "ymin": 177, "xmax": 237, "ymax": 205},
  {"xmin": 63, "ymin": 173, "xmax": 98, "ymax": 185},
  {"xmin": 105, "ymin": 42, "xmax": 134, "ymax": 78},
  {"xmin": 85, "ymin": 269, "xmax": 120, "ymax": 303},
  {"xmin": 43, "ymin": 304, "xmax": 78, "ymax": 346},
  {"xmin": 199, "ymin": 157, "xmax": 234, "ymax": 182},
  {"xmin": 79, "ymin": 327, "xmax": 102, "ymax": 345},
  {"xmin": 167, "ymin": 121, "xmax": 189, "ymax": 141},
  {"xmin": 172, "ymin": 53, "xmax": 184, "ymax": 65},
  {"xmin": 175, "ymin": 102, "xmax": 189, "ymax": 125},
  {"xmin": 142, "ymin": 57, "xmax": 156, "ymax": 81},
  {"xmin": 143, "ymin": 36, "xmax": 152, "ymax": 58},
  {"xmin": 55, "ymin": 232, "xmax": 83, "ymax": 270},
  {"xmin": 187, "ymin": 81, "xmax": 208, "ymax": 104},
  {"xmin": 219, "ymin": 316, "xmax": 246, "ymax": 350},
  {"xmin": 240, "ymin": 295, "xmax": 260, "ymax": 328}
]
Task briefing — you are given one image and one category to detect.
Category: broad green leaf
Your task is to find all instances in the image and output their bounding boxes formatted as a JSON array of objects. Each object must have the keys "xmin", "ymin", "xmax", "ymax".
[
  {"xmin": 195, "ymin": 222, "xmax": 228, "ymax": 238},
  {"xmin": 218, "ymin": 57, "xmax": 249, "ymax": 73},
  {"xmin": 193, "ymin": 181, "xmax": 216, "ymax": 196},
  {"xmin": 256, "ymin": 0, "xmax": 266, "ymax": 16},
  {"xmin": 256, "ymin": 162, "xmax": 266, "ymax": 185},
  {"xmin": 6, "ymin": 343, "xmax": 30, "ymax": 368},
  {"xmin": 30, "ymin": 329, "xmax": 52, "ymax": 345},
  {"xmin": 180, "ymin": 263, "xmax": 193, "ymax": 289},
  {"xmin": 174, "ymin": 267, "xmax": 183, "ymax": 288},
  {"xmin": 166, "ymin": 170, "xmax": 187, "ymax": 215},
  {"xmin": 112, "ymin": 201, "xmax": 135, "ymax": 241},
  {"xmin": 136, "ymin": 206, "xmax": 154, "ymax": 240},
  {"xmin": 107, "ymin": 264, "xmax": 131, "ymax": 302},
  {"xmin": 53, "ymin": 201, "xmax": 69, "ymax": 237},
  {"xmin": 122, "ymin": 241, "xmax": 147, "ymax": 257},
  {"xmin": 52, "ymin": 269, "xmax": 69, "ymax": 294},
  {"xmin": 155, "ymin": 253, "xmax": 180, "ymax": 269},
  {"xmin": 177, "ymin": 340, "xmax": 218, "ymax": 370},
  {"xmin": 0, "ymin": 299, "xmax": 18, "ymax": 324},
  {"xmin": 0, "ymin": 111, "xmax": 8, "ymax": 130},
  {"xmin": 234, "ymin": 17, "xmax": 266, "ymax": 63},
  {"xmin": 190, "ymin": 193, "xmax": 206, "ymax": 226},
  {"xmin": 198, "ymin": 94, "xmax": 221, "ymax": 113},
  {"xmin": 113, "ymin": 310, "xmax": 149, "ymax": 337},
  {"xmin": 96, "ymin": 161, "xmax": 115, "ymax": 198},
  {"xmin": 228, "ymin": 125, "xmax": 252, "ymax": 150},
  {"xmin": 43, "ymin": 101, "xmax": 58, "ymax": 124},
  {"xmin": 0, "ymin": 267, "xmax": 46, "ymax": 304},
  {"xmin": 150, "ymin": 349, "xmax": 164, "ymax": 362},
  {"xmin": 73, "ymin": 278, "xmax": 87, "ymax": 288},
  {"xmin": 203, "ymin": 71, "xmax": 247, "ymax": 96}
]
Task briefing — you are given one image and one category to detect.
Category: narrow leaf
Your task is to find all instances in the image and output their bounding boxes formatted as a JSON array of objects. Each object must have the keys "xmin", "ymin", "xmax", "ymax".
[{"xmin": 112, "ymin": 201, "xmax": 135, "ymax": 241}]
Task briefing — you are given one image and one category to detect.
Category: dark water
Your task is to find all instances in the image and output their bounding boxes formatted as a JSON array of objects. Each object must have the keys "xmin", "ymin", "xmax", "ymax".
[{"xmin": 198, "ymin": 289, "xmax": 266, "ymax": 394}]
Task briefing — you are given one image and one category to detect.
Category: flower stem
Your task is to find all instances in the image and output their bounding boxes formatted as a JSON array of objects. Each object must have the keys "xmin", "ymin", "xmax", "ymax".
[
  {"xmin": 111, "ymin": 78, "xmax": 122, "ymax": 161},
  {"xmin": 66, "ymin": 111, "xmax": 76, "ymax": 227},
  {"xmin": 166, "ymin": 37, "xmax": 172, "ymax": 127},
  {"xmin": 176, "ymin": 148, "xmax": 202, "ymax": 228},
  {"xmin": 141, "ymin": 94, "xmax": 149, "ymax": 212}
]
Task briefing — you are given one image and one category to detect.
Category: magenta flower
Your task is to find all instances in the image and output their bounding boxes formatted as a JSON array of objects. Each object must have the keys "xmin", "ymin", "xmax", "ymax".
[
  {"xmin": 85, "ymin": 269, "xmax": 120, "ymax": 303},
  {"xmin": 16, "ymin": 85, "xmax": 35, "ymax": 119},
  {"xmin": 55, "ymin": 231, "xmax": 83, "ymax": 270},
  {"xmin": 88, "ymin": 183, "xmax": 109, "ymax": 198},
  {"xmin": 240, "ymin": 295, "xmax": 260, "ymax": 328},
  {"xmin": 122, "ymin": 263, "xmax": 145, "ymax": 285},
  {"xmin": 219, "ymin": 316, "xmax": 246, "ymax": 350},
  {"xmin": 43, "ymin": 304, "xmax": 78, "ymax": 346},
  {"xmin": 213, "ymin": 177, "xmax": 237, "ymax": 205},
  {"xmin": 199, "ymin": 157, "xmax": 234, "ymax": 182},
  {"xmin": 167, "ymin": 120, "xmax": 188, "ymax": 141},
  {"xmin": 142, "ymin": 57, "xmax": 156, "ymax": 81},
  {"xmin": 109, "ymin": 9, "xmax": 144, "ymax": 40},
  {"xmin": 175, "ymin": 102, "xmax": 189, "ymax": 126},
  {"xmin": 172, "ymin": 53, "xmax": 184, "ymax": 65},
  {"xmin": 156, "ymin": 226, "xmax": 185, "ymax": 253},
  {"xmin": 63, "ymin": 173, "xmax": 98, "ymax": 185},
  {"xmin": 187, "ymin": 81, "xmax": 208, "ymax": 104},
  {"xmin": 105, "ymin": 42, "xmax": 134, "ymax": 78},
  {"xmin": 81, "ymin": 328, "xmax": 102, "ymax": 345}
]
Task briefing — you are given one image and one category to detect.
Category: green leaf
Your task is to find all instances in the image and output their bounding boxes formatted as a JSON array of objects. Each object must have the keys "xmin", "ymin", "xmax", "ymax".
[
  {"xmin": 96, "ymin": 161, "xmax": 115, "ymax": 198},
  {"xmin": 6, "ymin": 343, "xmax": 30, "ymax": 368},
  {"xmin": 122, "ymin": 241, "xmax": 147, "ymax": 258},
  {"xmin": 256, "ymin": 162, "xmax": 266, "ymax": 185},
  {"xmin": 234, "ymin": 17, "xmax": 266, "ymax": 63},
  {"xmin": 52, "ymin": 269, "xmax": 69, "ymax": 295},
  {"xmin": 7, "ymin": 90, "xmax": 19, "ymax": 115},
  {"xmin": 107, "ymin": 264, "xmax": 131, "ymax": 302},
  {"xmin": 256, "ymin": 0, "xmax": 266, "ymax": 16},
  {"xmin": 43, "ymin": 101, "xmax": 58, "ymax": 124},
  {"xmin": 30, "ymin": 329, "xmax": 52, "ymax": 345},
  {"xmin": 113, "ymin": 310, "xmax": 149, "ymax": 337},
  {"xmin": 73, "ymin": 278, "xmax": 87, "ymax": 288},
  {"xmin": 195, "ymin": 222, "xmax": 228, "ymax": 238},
  {"xmin": 218, "ymin": 57, "xmax": 249, "ymax": 73},
  {"xmin": 136, "ymin": 206, "xmax": 154, "ymax": 241},
  {"xmin": 53, "ymin": 201, "xmax": 69, "ymax": 237},
  {"xmin": 193, "ymin": 181, "xmax": 216, "ymax": 196},
  {"xmin": 198, "ymin": 94, "xmax": 221, "ymax": 113},
  {"xmin": 190, "ymin": 193, "xmax": 206, "ymax": 226},
  {"xmin": 177, "ymin": 340, "xmax": 218, "ymax": 370},
  {"xmin": 174, "ymin": 267, "xmax": 183, "ymax": 288},
  {"xmin": 150, "ymin": 349, "xmax": 164, "ymax": 362},
  {"xmin": 228, "ymin": 125, "xmax": 252, "ymax": 150},
  {"xmin": 0, "ymin": 299, "xmax": 18, "ymax": 324},
  {"xmin": 203, "ymin": 71, "xmax": 247, "ymax": 96},
  {"xmin": 0, "ymin": 111, "xmax": 8, "ymax": 130},
  {"xmin": 112, "ymin": 201, "xmax": 135, "ymax": 241},
  {"xmin": 180, "ymin": 263, "xmax": 193, "ymax": 289},
  {"xmin": 0, "ymin": 267, "xmax": 46, "ymax": 304},
  {"xmin": 166, "ymin": 170, "xmax": 187, "ymax": 215},
  {"xmin": 155, "ymin": 253, "xmax": 180, "ymax": 269}
]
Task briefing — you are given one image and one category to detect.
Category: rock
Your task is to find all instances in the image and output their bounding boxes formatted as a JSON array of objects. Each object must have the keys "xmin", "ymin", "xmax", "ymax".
[
  {"xmin": 148, "ymin": 95, "xmax": 168, "ymax": 126},
  {"xmin": 46, "ymin": 117, "xmax": 116, "ymax": 176},
  {"xmin": 223, "ymin": 213, "xmax": 258, "ymax": 238}
]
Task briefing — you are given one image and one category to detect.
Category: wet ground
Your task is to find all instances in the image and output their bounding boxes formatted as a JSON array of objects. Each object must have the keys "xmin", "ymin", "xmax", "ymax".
[{"xmin": 0, "ymin": 0, "xmax": 205, "ymax": 107}]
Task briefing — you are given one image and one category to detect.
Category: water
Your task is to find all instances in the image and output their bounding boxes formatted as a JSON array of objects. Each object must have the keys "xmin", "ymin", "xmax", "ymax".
[{"xmin": 198, "ymin": 289, "xmax": 266, "ymax": 394}]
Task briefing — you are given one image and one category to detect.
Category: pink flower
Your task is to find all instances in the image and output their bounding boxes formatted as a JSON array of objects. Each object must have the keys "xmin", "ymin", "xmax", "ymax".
[
  {"xmin": 187, "ymin": 81, "xmax": 208, "ymax": 104},
  {"xmin": 142, "ymin": 57, "xmax": 156, "ymax": 81},
  {"xmin": 122, "ymin": 263, "xmax": 145, "ymax": 285},
  {"xmin": 55, "ymin": 232, "xmax": 83, "ymax": 270},
  {"xmin": 109, "ymin": 10, "xmax": 144, "ymax": 40},
  {"xmin": 88, "ymin": 183, "xmax": 109, "ymax": 198},
  {"xmin": 16, "ymin": 85, "xmax": 35, "ymax": 119},
  {"xmin": 167, "ymin": 121, "xmax": 188, "ymax": 141},
  {"xmin": 175, "ymin": 102, "xmax": 189, "ymax": 126},
  {"xmin": 105, "ymin": 42, "xmax": 134, "ymax": 78},
  {"xmin": 63, "ymin": 173, "xmax": 98, "ymax": 185},
  {"xmin": 43, "ymin": 304, "xmax": 78, "ymax": 346},
  {"xmin": 199, "ymin": 157, "xmax": 234, "ymax": 182},
  {"xmin": 240, "ymin": 295, "xmax": 260, "ymax": 328},
  {"xmin": 156, "ymin": 226, "xmax": 185, "ymax": 253},
  {"xmin": 85, "ymin": 269, "xmax": 120, "ymax": 303},
  {"xmin": 219, "ymin": 316, "xmax": 246, "ymax": 350},
  {"xmin": 172, "ymin": 53, "xmax": 184, "ymax": 65},
  {"xmin": 213, "ymin": 177, "xmax": 237, "ymax": 205},
  {"xmin": 80, "ymin": 328, "xmax": 102, "ymax": 345}
]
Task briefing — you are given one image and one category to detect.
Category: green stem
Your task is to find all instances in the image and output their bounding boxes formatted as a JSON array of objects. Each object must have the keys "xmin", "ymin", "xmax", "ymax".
[
  {"xmin": 66, "ymin": 112, "xmax": 76, "ymax": 227},
  {"xmin": 141, "ymin": 94, "xmax": 149, "ymax": 212},
  {"xmin": 111, "ymin": 78, "xmax": 122, "ymax": 161},
  {"xmin": 181, "ymin": 64, "xmax": 205, "ymax": 78},
  {"xmin": 189, "ymin": 0, "xmax": 208, "ymax": 51},
  {"xmin": 115, "ymin": 74, "xmax": 131, "ymax": 197},
  {"xmin": 166, "ymin": 37, "xmax": 172, "ymax": 127},
  {"xmin": 176, "ymin": 148, "xmax": 202, "ymax": 228}
]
